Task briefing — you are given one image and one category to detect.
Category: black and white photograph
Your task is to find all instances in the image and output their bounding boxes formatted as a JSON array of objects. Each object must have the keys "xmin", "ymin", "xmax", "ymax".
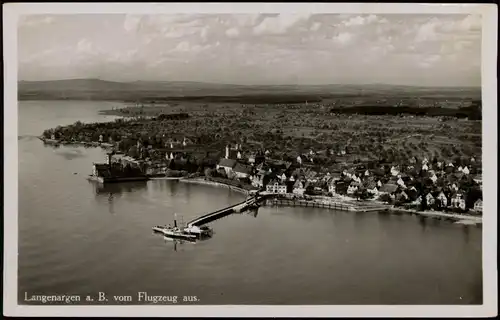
[{"xmin": 3, "ymin": 3, "xmax": 497, "ymax": 318}]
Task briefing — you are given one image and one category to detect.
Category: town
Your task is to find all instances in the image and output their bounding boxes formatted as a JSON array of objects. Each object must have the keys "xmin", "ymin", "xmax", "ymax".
[
  {"xmin": 42, "ymin": 126, "xmax": 483, "ymax": 216},
  {"xmin": 40, "ymin": 98, "xmax": 483, "ymax": 216}
]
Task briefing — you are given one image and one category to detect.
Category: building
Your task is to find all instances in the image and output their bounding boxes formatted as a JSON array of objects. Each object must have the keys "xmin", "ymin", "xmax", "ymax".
[
  {"xmin": 436, "ymin": 191, "xmax": 448, "ymax": 207},
  {"xmin": 425, "ymin": 193, "xmax": 435, "ymax": 205},
  {"xmin": 365, "ymin": 181, "xmax": 379, "ymax": 195},
  {"xmin": 474, "ymin": 199, "xmax": 483, "ymax": 212},
  {"xmin": 233, "ymin": 163, "xmax": 252, "ymax": 179},
  {"xmin": 347, "ymin": 181, "xmax": 359, "ymax": 195},
  {"xmin": 293, "ymin": 179, "xmax": 306, "ymax": 195},
  {"xmin": 335, "ymin": 180, "xmax": 349, "ymax": 195},
  {"xmin": 216, "ymin": 158, "xmax": 237, "ymax": 176},
  {"xmin": 396, "ymin": 190, "xmax": 409, "ymax": 202},
  {"xmin": 266, "ymin": 180, "xmax": 287, "ymax": 194},
  {"xmin": 450, "ymin": 193, "xmax": 466, "ymax": 209},
  {"xmin": 390, "ymin": 166, "xmax": 400, "ymax": 176},
  {"xmin": 378, "ymin": 183, "xmax": 398, "ymax": 195}
]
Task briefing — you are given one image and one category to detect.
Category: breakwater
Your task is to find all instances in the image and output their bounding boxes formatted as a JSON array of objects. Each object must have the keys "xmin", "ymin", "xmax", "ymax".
[
  {"xmin": 179, "ymin": 178, "xmax": 250, "ymax": 196},
  {"xmin": 264, "ymin": 197, "xmax": 387, "ymax": 212}
]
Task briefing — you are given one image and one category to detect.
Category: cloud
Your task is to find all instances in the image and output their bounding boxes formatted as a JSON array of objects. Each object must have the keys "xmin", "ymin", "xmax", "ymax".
[
  {"xmin": 414, "ymin": 19, "xmax": 440, "ymax": 42},
  {"xmin": 123, "ymin": 15, "xmax": 143, "ymax": 32},
  {"xmin": 225, "ymin": 28, "xmax": 240, "ymax": 38},
  {"xmin": 19, "ymin": 15, "xmax": 54, "ymax": 28},
  {"xmin": 170, "ymin": 41, "xmax": 211, "ymax": 54},
  {"xmin": 414, "ymin": 15, "xmax": 481, "ymax": 43},
  {"xmin": 310, "ymin": 22, "xmax": 321, "ymax": 31},
  {"xmin": 18, "ymin": 14, "xmax": 481, "ymax": 86},
  {"xmin": 233, "ymin": 14, "xmax": 262, "ymax": 27},
  {"xmin": 333, "ymin": 32, "xmax": 353, "ymax": 45},
  {"xmin": 253, "ymin": 13, "xmax": 312, "ymax": 35},
  {"xmin": 418, "ymin": 54, "xmax": 441, "ymax": 68},
  {"xmin": 76, "ymin": 39, "xmax": 94, "ymax": 54},
  {"xmin": 343, "ymin": 14, "xmax": 378, "ymax": 27}
]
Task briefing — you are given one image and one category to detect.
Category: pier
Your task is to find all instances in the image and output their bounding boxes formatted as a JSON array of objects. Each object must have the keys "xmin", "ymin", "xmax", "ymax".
[{"xmin": 186, "ymin": 195, "xmax": 268, "ymax": 227}]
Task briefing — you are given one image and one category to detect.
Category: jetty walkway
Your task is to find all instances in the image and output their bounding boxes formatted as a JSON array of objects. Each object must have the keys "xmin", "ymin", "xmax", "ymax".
[{"xmin": 186, "ymin": 194, "xmax": 270, "ymax": 227}]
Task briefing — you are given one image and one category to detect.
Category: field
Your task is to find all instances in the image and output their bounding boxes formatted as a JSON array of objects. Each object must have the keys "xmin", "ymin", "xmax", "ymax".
[{"xmin": 31, "ymin": 79, "xmax": 482, "ymax": 172}]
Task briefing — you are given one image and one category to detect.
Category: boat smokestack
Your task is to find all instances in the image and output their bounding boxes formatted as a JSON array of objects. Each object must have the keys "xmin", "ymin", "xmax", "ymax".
[{"xmin": 174, "ymin": 219, "xmax": 177, "ymax": 228}]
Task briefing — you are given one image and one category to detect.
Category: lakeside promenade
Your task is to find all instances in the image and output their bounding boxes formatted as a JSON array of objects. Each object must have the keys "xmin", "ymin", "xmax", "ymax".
[{"xmin": 178, "ymin": 178, "xmax": 482, "ymax": 224}]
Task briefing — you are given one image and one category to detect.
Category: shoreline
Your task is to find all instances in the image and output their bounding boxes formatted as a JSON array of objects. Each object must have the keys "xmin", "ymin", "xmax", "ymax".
[
  {"xmin": 179, "ymin": 178, "xmax": 251, "ymax": 196},
  {"xmin": 388, "ymin": 207, "xmax": 482, "ymax": 224},
  {"xmin": 171, "ymin": 179, "xmax": 483, "ymax": 224},
  {"xmin": 38, "ymin": 136, "xmax": 115, "ymax": 149},
  {"xmin": 37, "ymin": 137, "xmax": 483, "ymax": 225}
]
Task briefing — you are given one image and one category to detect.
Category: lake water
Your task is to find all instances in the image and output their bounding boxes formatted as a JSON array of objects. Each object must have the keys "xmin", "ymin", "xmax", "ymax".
[{"xmin": 17, "ymin": 100, "xmax": 482, "ymax": 305}]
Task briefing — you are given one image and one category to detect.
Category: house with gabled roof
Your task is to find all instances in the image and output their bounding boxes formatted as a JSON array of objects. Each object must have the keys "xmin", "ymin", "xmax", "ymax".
[
  {"xmin": 334, "ymin": 180, "xmax": 349, "ymax": 195},
  {"xmin": 217, "ymin": 158, "xmax": 237, "ymax": 176},
  {"xmin": 406, "ymin": 188, "xmax": 419, "ymax": 202},
  {"xmin": 347, "ymin": 181, "xmax": 361, "ymax": 195},
  {"xmin": 233, "ymin": 162, "xmax": 252, "ymax": 179},
  {"xmin": 379, "ymin": 183, "xmax": 398, "ymax": 195},
  {"xmin": 425, "ymin": 193, "xmax": 435, "ymax": 205},
  {"xmin": 450, "ymin": 192, "xmax": 466, "ymax": 209},
  {"xmin": 396, "ymin": 190, "xmax": 409, "ymax": 202},
  {"xmin": 365, "ymin": 180, "xmax": 379, "ymax": 195},
  {"xmin": 293, "ymin": 179, "xmax": 306, "ymax": 195},
  {"xmin": 412, "ymin": 195, "xmax": 422, "ymax": 206},
  {"xmin": 473, "ymin": 199, "xmax": 483, "ymax": 212},
  {"xmin": 390, "ymin": 165, "xmax": 400, "ymax": 176},
  {"xmin": 435, "ymin": 191, "xmax": 446, "ymax": 206}
]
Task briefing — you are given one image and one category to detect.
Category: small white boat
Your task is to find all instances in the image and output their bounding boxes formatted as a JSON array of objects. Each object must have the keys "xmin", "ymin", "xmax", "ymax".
[{"xmin": 152, "ymin": 225, "xmax": 198, "ymax": 240}]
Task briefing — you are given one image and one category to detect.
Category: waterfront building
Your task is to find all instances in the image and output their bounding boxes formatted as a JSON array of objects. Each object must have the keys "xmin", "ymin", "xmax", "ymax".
[
  {"xmin": 217, "ymin": 158, "xmax": 237, "ymax": 176},
  {"xmin": 266, "ymin": 180, "xmax": 287, "ymax": 194},
  {"xmin": 426, "ymin": 193, "xmax": 435, "ymax": 205},
  {"xmin": 412, "ymin": 196, "xmax": 422, "ymax": 206},
  {"xmin": 474, "ymin": 199, "xmax": 483, "ymax": 212},
  {"xmin": 233, "ymin": 163, "xmax": 252, "ymax": 179},
  {"xmin": 379, "ymin": 183, "xmax": 398, "ymax": 195},
  {"xmin": 437, "ymin": 191, "xmax": 448, "ymax": 207},
  {"xmin": 450, "ymin": 193, "xmax": 466, "ymax": 209},
  {"xmin": 396, "ymin": 191, "xmax": 409, "ymax": 202},
  {"xmin": 293, "ymin": 179, "xmax": 306, "ymax": 195},
  {"xmin": 365, "ymin": 181, "xmax": 379, "ymax": 195}
]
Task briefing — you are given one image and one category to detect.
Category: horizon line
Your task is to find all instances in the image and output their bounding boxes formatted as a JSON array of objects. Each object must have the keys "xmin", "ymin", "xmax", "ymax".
[{"xmin": 17, "ymin": 78, "xmax": 482, "ymax": 89}]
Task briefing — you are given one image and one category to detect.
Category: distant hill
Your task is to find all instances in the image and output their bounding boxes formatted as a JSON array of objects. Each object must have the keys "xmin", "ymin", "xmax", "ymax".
[{"xmin": 17, "ymin": 79, "xmax": 481, "ymax": 103}]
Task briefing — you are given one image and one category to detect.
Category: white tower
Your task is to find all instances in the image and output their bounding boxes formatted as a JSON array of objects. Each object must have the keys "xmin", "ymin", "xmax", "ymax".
[{"xmin": 225, "ymin": 145, "xmax": 230, "ymax": 159}]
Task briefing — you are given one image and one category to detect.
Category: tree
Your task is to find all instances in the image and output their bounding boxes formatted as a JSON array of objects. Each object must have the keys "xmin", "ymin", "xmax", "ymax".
[
  {"xmin": 378, "ymin": 193, "xmax": 392, "ymax": 203},
  {"xmin": 127, "ymin": 146, "xmax": 139, "ymax": 158},
  {"xmin": 204, "ymin": 168, "xmax": 213, "ymax": 178}
]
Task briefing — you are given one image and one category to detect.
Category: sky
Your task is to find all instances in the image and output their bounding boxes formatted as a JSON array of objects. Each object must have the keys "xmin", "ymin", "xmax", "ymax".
[{"xmin": 17, "ymin": 13, "xmax": 482, "ymax": 86}]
